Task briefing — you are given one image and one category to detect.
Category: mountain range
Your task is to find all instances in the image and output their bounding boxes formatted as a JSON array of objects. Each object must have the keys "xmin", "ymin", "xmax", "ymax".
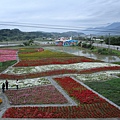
[
  {"xmin": 0, "ymin": 22, "xmax": 120, "ymax": 41},
  {"xmin": 82, "ymin": 22, "xmax": 120, "ymax": 35}
]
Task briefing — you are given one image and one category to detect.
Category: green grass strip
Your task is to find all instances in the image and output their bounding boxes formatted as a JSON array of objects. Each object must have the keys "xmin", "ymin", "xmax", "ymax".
[{"xmin": 84, "ymin": 78, "xmax": 120, "ymax": 106}]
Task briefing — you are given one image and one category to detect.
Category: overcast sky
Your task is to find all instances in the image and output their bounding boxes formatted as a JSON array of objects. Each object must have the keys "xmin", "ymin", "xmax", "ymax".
[{"xmin": 0, "ymin": 0, "xmax": 120, "ymax": 32}]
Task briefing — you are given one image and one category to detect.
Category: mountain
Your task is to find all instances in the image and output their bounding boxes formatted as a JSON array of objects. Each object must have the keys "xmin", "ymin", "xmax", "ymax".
[
  {"xmin": 0, "ymin": 29, "xmax": 85, "ymax": 41},
  {"xmin": 0, "ymin": 29, "xmax": 54, "ymax": 41},
  {"xmin": 105, "ymin": 22, "xmax": 120, "ymax": 30},
  {"xmin": 51, "ymin": 31, "xmax": 85, "ymax": 38},
  {"xmin": 83, "ymin": 22, "xmax": 120, "ymax": 35}
]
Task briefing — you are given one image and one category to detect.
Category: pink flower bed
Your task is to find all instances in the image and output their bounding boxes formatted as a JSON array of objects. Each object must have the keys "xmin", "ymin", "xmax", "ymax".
[
  {"xmin": 5, "ymin": 85, "xmax": 68, "ymax": 105},
  {"xmin": 0, "ymin": 49, "xmax": 18, "ymax": 62}
]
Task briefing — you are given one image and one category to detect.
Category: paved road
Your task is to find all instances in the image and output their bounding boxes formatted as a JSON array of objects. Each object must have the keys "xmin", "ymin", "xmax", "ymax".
[
  {"xmin": 93, "ymin": 43, "xmax": 120, "ymax": 51},
  {"xmin": 0, "ymin": 91, "xmax": 10, "ymax": 118},
  {"xmin": 0, "ymin": 44, "xmax": 23, "ymax": 47}
]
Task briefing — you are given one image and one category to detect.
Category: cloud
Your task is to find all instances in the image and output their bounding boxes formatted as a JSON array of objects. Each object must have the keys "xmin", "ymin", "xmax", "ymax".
[{"xmin": 0, "ymin": 0, "xmax": 120, "ymax": 32}]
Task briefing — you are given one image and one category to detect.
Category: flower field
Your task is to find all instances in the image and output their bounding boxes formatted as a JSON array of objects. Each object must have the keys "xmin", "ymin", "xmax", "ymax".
[
  {"xmin": 0, "ymin": 77, "xmax": 51, "ymax": 89},
  {"xmin": 18, "ymin": 49, "xmax": 77, "ymax": 60},
  {"xmin": 0, "ymin": 49, "xmax": 18, "ymax": 62},
  {"xmin": 0, "ymin": 65, "xmax": 120, "ymax": 80},
  {"xmin": 54, "ymin": 76, "xmax": 106, "ymax": 104},
  {"xmin": 0, "ymin": 47, "xmax": 120, "ymax": 118},
  {"xmin": 14, "ymin": 57, "xmax": 99, "ymax": 67},
  {"xmin": 4, "ymin": 62, "xmax": 120, "ymax": 75},
  {"xmin": 5, "ymin": 85, "xmax": 68, "ymax": 105},
  {"xmin": 14, "ymin": 48, "xmax": 100, "ymax": 66},
  {"xmin": 19, "ymin": 48, "xmax": 44, "ymax": 54},
  {"xmin": 2, "ymin": 76, "xmax": 120, "ymax": 118},
  {"xmin": 1, "ymin": 70, "xmax": 119, "ymax": 89},
  {"xmin": 75, "ymin": 71, "xmax": 120, "ymax": 82}
]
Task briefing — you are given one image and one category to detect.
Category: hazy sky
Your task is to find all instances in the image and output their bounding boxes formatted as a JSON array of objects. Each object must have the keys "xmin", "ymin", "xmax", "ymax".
[{"xmin": 0, "ymin": 0, "xmax": 120, "ymax": 32}]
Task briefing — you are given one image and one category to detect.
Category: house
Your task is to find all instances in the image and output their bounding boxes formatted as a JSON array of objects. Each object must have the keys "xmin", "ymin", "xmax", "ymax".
[
  {"xmin": 55, "ymin": 40, "xmax": 63, "ymax": 46},
  {"xmin": 55, "ymin": 39, "xmax": 78, "ymax": 46},
  {"xmin": 63, "ymin": 40, "xmax": 78, "ymax": 46}
]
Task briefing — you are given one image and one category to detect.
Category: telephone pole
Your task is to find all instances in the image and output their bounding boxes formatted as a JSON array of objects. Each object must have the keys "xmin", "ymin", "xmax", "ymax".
[{"xmin": 108, "ymin": 33, "xmax": 110, "ymax": 53}]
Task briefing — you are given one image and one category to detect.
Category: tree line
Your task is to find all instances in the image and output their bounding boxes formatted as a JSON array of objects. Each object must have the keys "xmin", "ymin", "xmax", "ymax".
[
  {"xmin": 0, "ymin": 29, "xmax": 120, "ymax": 46},
  {"xmin": 105, "ymin": 36, "xmax": 120, "ymax": 46},
  {"xmin": 0, "ymin": 29, "xmax": 85, "ymax": 42}
]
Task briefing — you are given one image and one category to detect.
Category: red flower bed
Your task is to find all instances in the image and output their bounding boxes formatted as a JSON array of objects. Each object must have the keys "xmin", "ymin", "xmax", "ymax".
[
  {"xmin": 2, "ymin": 77, "xmax": 120, "ymax": 118},
  {"xmin": 73, "ymin": 90, "xmax": 105, "ymax": 104},
  {"xmin": 80, "ymin": 66, "xmax": 120, "ymax": 74},
  {"xmin": 0, "ymin": 69, "xmax": 78, "ymax": 80},
  {"xmin": 5, "ymin": 85, "xmax": 68, "ymax": 105},
  {"xmin": 14, "ymin": 57, "xmax": 99, "ymax": 67},
  {"xmin": 1, "ymin": 66, "xmax": 120, "ymax": 80},
  {"xmin": 2, "ymin": 104, "xmax": 120, "ymax": 118},
  {"xmin": 54, "ymin": 76, "xmax": 105, "ymax": 104}
]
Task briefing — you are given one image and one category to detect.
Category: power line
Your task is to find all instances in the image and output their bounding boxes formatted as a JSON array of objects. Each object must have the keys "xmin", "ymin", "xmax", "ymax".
[
  {"xmin": 0, "ymin": 23, "xmax": 86, "ymax": 31},
  {"xmin": 0, "ymin": 21, "xmax": 87, "ymax": 29},
  {"xmin": 0, "ymin": 21, "xmax": 120, "ymax": 33},
  {"xmin": 0, "ymin": 21, "xmax": 110, "ymax": 29}
]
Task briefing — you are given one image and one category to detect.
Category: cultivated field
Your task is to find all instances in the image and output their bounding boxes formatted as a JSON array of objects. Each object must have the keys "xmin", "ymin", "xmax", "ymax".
[{"xmin": 0, "ymin": 47, "xmax": 120, "ymax": 118}]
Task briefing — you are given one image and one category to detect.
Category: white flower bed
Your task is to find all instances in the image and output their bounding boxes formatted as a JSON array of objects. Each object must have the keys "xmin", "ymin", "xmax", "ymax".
[
  {"xmin": 75, "ymin": 71, "xmax": 120, "ymax": 82},
  {"xmin": 3, "ymin": 62, "xmax": 120, "ymax": 75},
  {"xmin": 0, "ymin": 77, "xmax": 51, "ymax": 89},
  {"xmin": 1, "ymin": 62, "xmax": 120, "ymax": 89},
  {"xmin": 0, "ymin": 71, "xmax": 120, "ymax": 89}
]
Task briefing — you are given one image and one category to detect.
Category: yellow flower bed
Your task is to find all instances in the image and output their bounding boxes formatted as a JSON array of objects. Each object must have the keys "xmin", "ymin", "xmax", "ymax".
[
  {"xmin": 19, "ymin": 49, "xmax": 75, "ymax": 60},
  {"xmin": 0, "ymin": 98, "xmax": 2, "ymax": 104}
]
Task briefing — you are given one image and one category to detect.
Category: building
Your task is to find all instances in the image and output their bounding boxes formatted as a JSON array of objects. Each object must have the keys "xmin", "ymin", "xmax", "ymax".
[
  {"xmin": 55, "ymin": 39, "xmax": 78, "ymax": 46},
  {"xmin": 55, "ymin": 40, "xmax": 63, "ymax": 46},
  {"xmin": 63, "ymin": 39, "xmax": 78, "ymax": 46}
]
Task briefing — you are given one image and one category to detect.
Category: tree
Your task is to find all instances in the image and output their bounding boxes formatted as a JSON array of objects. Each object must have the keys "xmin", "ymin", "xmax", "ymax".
[
  {"xmin": 99, "ymin": 41, "xmax": 104, "ymax": 46},
  {"xmin": 105, "ymin": 36, "xmax": 120, "ymax": 46},
  {"xmin": 23, "ymin": 40, "xmax": 34, "ymax": 46}
]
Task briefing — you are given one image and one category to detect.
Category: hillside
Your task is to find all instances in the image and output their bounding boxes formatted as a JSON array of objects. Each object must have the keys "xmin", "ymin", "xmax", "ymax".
[
  {"xmin": 0, "ymin": 29, "xmax": 84, "ymax": 41},
  {"xmin": 0, "ymin": 29, "xmax": 53, "ymax": 41}
]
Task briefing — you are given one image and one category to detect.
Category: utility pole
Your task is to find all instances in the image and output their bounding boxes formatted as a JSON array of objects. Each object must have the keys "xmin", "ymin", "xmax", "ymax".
[
  {"xmin": 108, "ymin": 33, "xmax": 110, "ymax": 53},
  {"xmin": 90, "ymin": 34, "xmax": 92, "ymax": 44}
]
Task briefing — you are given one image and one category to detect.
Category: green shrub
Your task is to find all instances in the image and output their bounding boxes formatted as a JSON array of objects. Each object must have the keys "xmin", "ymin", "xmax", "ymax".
[
  {"xmin": 97, "ymin": 48, "xmax": 109, "ymax": 54},
  {"xmin": 0, "ymin": 60, "xmax": 17, "ymax": 72}
]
